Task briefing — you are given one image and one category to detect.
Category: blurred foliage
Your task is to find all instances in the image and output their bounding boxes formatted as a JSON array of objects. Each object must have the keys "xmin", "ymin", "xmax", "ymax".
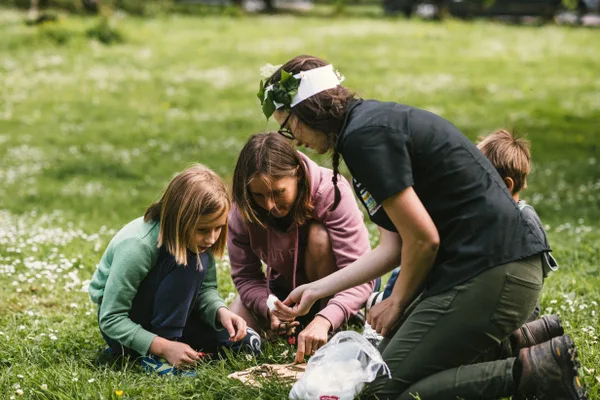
[{"xmin": 0, "ymin": 0, "xmax": 588, "ymax": 15}]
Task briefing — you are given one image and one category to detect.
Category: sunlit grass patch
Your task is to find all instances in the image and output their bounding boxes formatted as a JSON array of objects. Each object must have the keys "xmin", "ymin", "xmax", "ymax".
[{"xmin": 0, "ymin": 6, "xmax": 599, "ymax": 399}]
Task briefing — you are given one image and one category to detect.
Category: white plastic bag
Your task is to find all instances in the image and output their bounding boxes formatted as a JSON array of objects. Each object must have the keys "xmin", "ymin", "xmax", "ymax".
[{"xmin": 289, "ymin": 331, "xmax": 391, "ymax": 400}]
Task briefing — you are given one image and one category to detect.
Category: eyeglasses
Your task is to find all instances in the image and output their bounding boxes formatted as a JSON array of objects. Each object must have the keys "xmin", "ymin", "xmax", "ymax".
[{"xmin": 277, "ymin": 113, "xmax": 295, "ymax": 140}]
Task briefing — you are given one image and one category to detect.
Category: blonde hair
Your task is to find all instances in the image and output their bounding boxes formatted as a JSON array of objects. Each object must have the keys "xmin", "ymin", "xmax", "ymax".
[
  {"xmin": 477, "ymin": 129, "xmax": 531, "ymax": 195},
  {"xmin": 144, "ymin": 164, "xmax": 230, "ymax": 266}
]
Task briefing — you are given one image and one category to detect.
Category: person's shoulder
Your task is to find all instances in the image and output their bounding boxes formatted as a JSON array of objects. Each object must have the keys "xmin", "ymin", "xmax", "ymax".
[
  {"xmin": 110, "ymin": 217, "xmax": 159, "ymax": 252},
  {"xmin": 312, "ymin": 171, "xmax": 355, "ymax": 219},
  {"xmin": 227, "ymin": 204, "xmax": 250, "ymax": 232},
  {"xmin": 345, "ymin": 100, "xmax": 408, "ymax": 131},
  {"xmin": 518, "ymin": 200, "xmax": 547, "ymax": 235},
  {"xmin": 518, "ymin": 200, "xmax": 542, "ymax": 221}
]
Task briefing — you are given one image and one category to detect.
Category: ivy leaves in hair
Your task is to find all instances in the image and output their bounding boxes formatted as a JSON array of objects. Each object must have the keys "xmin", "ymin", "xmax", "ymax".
[{"xmin": 257, "ymin": 70, "xmax": 300, "ymax": 119}]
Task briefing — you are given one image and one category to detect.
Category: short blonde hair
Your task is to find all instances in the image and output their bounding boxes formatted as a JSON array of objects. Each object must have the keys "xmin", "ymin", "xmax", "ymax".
[
  {"xmin": 144, "ymin": 164, "xmax": 230, "ymax": 266},
  {"xmin": 477, "ymin": 129, "xmax": 531, "ymax": 195}
]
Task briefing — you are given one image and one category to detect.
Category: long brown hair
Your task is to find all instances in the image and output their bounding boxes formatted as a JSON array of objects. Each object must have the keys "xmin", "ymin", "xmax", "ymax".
[
  {"xmin": 232, "ymin": 133, "xmax": 314, "ymax": 228},
  {"xmin": 144, "ymin": 164, "xmax": 230, "ymax": 266},
  {"xmin": 265, "ymin": 55, "xmax": 356, "ymax": 211}
]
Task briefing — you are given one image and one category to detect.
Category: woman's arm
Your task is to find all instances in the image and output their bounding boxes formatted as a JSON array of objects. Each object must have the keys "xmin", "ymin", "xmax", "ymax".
[
  {"xmin": 367, "ymin": 186, "xmax": 439, "ymax": 336},
  {"xmin": 278, "ymin": 186, "xmax": 438, "ymax": 323},
  {"xmin": 381, "ymin": 186, "xmax": 439, "ymax": 309},
  {"xmin": 277, "ymin": 226, "xmax": 402, "ymax": 318}
]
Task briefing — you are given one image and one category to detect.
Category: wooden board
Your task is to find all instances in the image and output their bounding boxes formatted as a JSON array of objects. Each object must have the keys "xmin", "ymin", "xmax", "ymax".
[{"xmin": 228, "ymin": 363, "xmax": 307, "ymax": 387}]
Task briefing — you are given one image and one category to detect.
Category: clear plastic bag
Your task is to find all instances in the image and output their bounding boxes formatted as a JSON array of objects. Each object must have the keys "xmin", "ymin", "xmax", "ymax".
[{"xmin": 289, "ymin": 331, "xmax": 391, "ymax": 400}]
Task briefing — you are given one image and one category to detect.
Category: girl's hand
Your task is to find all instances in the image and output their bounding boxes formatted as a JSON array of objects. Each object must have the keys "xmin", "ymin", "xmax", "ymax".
[
  {"xmin": 217, "ymin": 307, "xmax": 247, "ymax": 342},
  {"xmin": 294, "ymin": 316, "xmax": 331, "ymax": 363},
  {"xmin": 150, "ymin": 337, "xmax": 199, "ymax": 367},
  {"xmin": 367, "ymin": 297, "xmax": 405, "ymax": 337},
  {"xmin": 274, "ymin": 283, "xmax": 320, "ymax": 320},
  {"xmin": 269, "ymin": 310, "xmax": 300, "ymax": 337}
]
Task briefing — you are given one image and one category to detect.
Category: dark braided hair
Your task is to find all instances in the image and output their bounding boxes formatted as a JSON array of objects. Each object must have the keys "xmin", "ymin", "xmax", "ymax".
[
  {"xmin": 330, "ymin": 145, "xmax": 342, "ymax": 211},
  {"xmin": 266, "ymin": 55, "xmax": 356, "ymax": 211}
]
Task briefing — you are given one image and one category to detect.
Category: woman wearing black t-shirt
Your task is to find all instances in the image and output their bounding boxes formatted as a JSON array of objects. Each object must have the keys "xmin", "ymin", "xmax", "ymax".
[{"xmin": 260, "ymin": 55, "xmax": 586, "ymax": 400}]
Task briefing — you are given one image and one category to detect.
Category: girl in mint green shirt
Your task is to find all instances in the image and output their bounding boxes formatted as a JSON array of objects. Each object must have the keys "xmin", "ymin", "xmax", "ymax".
[{"xmin": 89, "ymin": 164, "xmax": 261, "ymax": 374}]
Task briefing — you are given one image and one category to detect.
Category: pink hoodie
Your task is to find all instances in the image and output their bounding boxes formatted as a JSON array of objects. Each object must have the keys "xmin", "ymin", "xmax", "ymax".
[{"xmin": 228, "ymin": 152, "xmax": 373, "ymax": 330}]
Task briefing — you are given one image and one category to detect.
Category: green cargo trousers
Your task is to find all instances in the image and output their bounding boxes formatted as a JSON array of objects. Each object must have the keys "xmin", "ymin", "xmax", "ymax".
[{"xmin": 365, "ymin": 255, "xmax": 544, "ymax": 400}]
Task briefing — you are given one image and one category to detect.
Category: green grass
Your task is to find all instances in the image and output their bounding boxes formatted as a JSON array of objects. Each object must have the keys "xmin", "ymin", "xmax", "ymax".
[{"xmin": 1, "ymin": 6, "xmax": 599, "ymax": 399}]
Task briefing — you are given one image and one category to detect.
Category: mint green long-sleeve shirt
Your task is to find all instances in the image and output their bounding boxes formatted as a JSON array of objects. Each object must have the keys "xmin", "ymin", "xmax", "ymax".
[{"xmin": 88, "ymin": 217, "xmax": 226, "ymax": 356}]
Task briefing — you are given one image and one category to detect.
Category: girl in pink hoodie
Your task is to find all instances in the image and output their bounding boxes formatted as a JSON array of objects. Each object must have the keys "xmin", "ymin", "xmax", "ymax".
[{"xmin": 228, "ymin": 132, "xmax": 373, "ymax": 360}]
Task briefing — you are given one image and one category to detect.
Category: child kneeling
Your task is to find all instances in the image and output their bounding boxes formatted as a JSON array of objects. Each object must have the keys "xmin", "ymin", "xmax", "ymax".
[{"xmin": 89, "ymin": 164, "xmax": 261, "ymax": 375}]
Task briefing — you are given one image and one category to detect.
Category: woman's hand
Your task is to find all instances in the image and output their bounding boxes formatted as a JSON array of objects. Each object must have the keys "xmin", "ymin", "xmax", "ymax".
[
  {"xmin": 217, "ymin": 307, "xmax": 247, "ymax": 342},
  {"xmin": 150, "ymin": 336, "xmax": 199, "ymax": 367},
  {"xmin": 274, "ymin": 283, "xmax": 321, "ymax": 320},
  {"xmin": 367, "ymin": 297, "xmax": 405, "ymax": 337},
  {"xmin": 294, "ymin": 316, "xmax": 331, "ymax": 363},
  {"xmin": 269, "ymin": 310, "xmax": 300, "ymax": 337}
]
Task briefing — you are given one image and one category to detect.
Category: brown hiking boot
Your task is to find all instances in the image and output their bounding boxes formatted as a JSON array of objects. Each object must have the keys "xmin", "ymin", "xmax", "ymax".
[
  {"xmin": 510, "ymin": 314, "xmax": 564, "ymax": 357},
  {"xmin": 515, "ymin": 334, "xmax": 587, "ymax": 400}
]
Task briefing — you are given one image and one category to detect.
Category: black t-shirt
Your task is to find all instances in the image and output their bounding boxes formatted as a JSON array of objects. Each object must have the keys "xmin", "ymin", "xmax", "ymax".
[{"xmin": 336, "ymin": 100, "xmax": 548, "ymax": 297}]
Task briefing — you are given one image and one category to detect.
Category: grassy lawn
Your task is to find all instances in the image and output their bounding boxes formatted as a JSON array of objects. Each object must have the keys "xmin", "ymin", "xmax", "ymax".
[{"xmin": 1, "ymin": 6, "xmax": 599, "ymax": 399}]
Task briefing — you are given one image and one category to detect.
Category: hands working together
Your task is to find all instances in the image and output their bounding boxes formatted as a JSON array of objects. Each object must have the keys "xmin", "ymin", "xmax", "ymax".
[
  {"xmin": 273, "ymin": 283, "xmax": 405, "ymax": 363},
  {"xmin": 271, "ymin": 291, "xmax": 331, "ymax": 363}
]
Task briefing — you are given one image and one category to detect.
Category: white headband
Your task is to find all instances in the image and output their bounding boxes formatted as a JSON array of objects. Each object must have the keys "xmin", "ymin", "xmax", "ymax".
[{"xmin": 264, "ymin": 64, "xmax": 345, "ymax": 109}]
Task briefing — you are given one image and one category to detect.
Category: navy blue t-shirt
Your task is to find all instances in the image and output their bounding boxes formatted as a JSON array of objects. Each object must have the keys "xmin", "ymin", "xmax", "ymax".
[{"xmin": 336, "ymin": 100, "xmax": 548, "ymax": 297}]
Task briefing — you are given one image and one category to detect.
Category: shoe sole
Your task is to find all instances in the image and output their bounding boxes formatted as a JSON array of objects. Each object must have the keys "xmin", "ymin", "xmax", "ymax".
[{"xmin": 557, "ymin": 335, "xmax": 588, "ymax": 400}]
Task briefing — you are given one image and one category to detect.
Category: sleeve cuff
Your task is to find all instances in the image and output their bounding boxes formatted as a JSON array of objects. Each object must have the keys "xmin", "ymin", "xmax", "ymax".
[
  {"xmin": 206, "ymin": 301, "xmax": 228, "ymax": 330},
  {"xmin": 316, "ymin": 303, "xmax": 347, "ymax": 331},
  {"xmin": 130, "ymin": 326, "xmax": 158, "ymax": 356},
  {"xmin": 257, "ymin": 299, "xmax": 270, "ymax": 320}
]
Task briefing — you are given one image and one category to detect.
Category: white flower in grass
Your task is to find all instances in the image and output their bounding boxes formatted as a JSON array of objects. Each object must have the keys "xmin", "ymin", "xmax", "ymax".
[
  {"xmin": 72, "ymin": 377, "xmax": 78, "ymax": 382},
  {"xmin": 17, "ymin": 375, "xmax": 23, "ymax": 379},
  {"xmin": 41, "ymin": 384, "xmax": 47, "ymax": 390},
  {"xmin": 245, "ymin": 354, "xmax": 253, "ymax": 361},
  {"xmin": 88, "ymin": 378, "xmax": 95, "ymax": 383},
  {"xmin": 49, "ymin": 334, "xmax": 57, "ymax": 341},
  {"xmin": 16, "ymin": 389, "xmax": 23, "ymax": 396},
  {"xmin": 13, "ymin": 383, "xmax": 20, "ymax": 389}
]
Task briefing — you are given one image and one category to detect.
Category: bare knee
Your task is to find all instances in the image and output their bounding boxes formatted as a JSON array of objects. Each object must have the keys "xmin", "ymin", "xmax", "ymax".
[{"xmin": 305, "ymin": 222, "xmax": 336, "ymax": 281}]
